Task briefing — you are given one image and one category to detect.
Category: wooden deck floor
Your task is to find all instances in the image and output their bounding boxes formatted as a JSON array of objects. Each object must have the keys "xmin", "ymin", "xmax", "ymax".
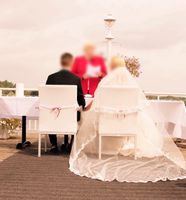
[{"xmin": 0, "ymin": 134, "xmax": 186, "ymax": 200}]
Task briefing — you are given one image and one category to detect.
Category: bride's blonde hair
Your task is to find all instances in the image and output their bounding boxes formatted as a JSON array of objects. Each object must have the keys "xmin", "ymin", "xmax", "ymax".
[{"xmin": 110, "ymin": 56, "xmax": 126, "ymax": 70}]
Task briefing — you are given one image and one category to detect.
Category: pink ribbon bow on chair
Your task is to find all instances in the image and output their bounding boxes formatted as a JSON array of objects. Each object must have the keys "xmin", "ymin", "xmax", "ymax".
[
  {"xmin": 39, "ymin": 104, "xmax": 80, "ymax": 118},
  {"xmin": 51, "ymin": 107, "xmax": 62, "ymax": 118}
]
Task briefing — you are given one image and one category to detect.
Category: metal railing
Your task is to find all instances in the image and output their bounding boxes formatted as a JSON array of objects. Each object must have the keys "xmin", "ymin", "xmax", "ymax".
[
  {"xmin": 1, "ymin": 87, "xmax": 186, "ymax": 99},
  {"xmin": 0, "ymin": 87, "xmax": 186, "ymax": 133},
  {"xmin": 145, "ymin": 92, "xmax": 186, "ymax": 100}
]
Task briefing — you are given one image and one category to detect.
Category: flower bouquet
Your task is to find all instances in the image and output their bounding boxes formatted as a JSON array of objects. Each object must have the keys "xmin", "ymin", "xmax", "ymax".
[{"xmin": 124, "ymin": 56, "xmax": 141, "ymax": 77}]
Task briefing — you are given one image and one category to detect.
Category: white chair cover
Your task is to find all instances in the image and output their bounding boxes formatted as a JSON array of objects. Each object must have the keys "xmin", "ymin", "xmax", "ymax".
[
  {"xmin": 39, "ymin": 85, "xmax": 78, "ymax": 133},
  {"xmin": 97, "ymin": 86, "xmax": 140, "ymax": 135}
]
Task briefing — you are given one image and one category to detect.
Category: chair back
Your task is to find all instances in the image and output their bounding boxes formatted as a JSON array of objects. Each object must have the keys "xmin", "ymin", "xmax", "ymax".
[
  {"xmin": 98, "ymin": 86, "xmax": 140, "ymax": 135},
  {"xmin": 39, "ymin": 85, "xmax": 78, "ymax": 133}
]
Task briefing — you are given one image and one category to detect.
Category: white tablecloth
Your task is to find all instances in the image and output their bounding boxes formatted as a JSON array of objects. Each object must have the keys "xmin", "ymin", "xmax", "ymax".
[
  {"xmin": 0, "ymin": 97, "xmax": 186, "ymax": 139},
  {"xmin": 147, "ymin": 100, "xmax": 186, "ymax": 138},
  {"xmin": 0, "ymin": 97, "xmax": 38, "ymax": 118}
]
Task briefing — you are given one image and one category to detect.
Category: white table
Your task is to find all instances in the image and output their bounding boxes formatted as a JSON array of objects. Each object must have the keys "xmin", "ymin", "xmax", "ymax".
[
  {"xmin": 147, "ymin": 100, "xmax": 186, "ymax": 138},
  {"xmin": 0, "ymin": 97, "xmax": 186, "ymax": 149},
  {"xmin": 0, "ymin": 97, "xmax": 38, "ymax": 149}
]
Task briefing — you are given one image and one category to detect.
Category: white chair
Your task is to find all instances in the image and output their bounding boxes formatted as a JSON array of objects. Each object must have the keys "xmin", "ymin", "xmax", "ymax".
[
  {"xmin": 38, "ymin": 85, "xmax": 78, "ymax": 157},
  {"xmin": 97, "ymin": 86, "xmax": 140, "ymax": 159}
]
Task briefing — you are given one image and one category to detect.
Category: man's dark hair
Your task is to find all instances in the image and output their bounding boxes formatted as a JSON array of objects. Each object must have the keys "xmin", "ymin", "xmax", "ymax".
[{"xmin": 60, "ymin": 53, "xmax": 73, "ymax": 66}]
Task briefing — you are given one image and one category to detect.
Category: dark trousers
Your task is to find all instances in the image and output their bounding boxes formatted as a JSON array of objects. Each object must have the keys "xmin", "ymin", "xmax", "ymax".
[
  {"xmin": 49, "ymin": 134, "xmax": 74, "ymax": 146},
  {"xmin": 49, "ymin": 112, "xmax": 80, "ymax": 146}
]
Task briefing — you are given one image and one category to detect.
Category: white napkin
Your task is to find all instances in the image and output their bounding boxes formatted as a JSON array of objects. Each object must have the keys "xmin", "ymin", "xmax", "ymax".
[{"xmin": 86, "ymin": 64, "xmax": 101, "ymax": 78}]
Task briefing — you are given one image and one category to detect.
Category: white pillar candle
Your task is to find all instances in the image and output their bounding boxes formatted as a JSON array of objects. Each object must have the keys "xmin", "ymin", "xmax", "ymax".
[{"xmin": 16, "ymin": 83, "xmax": 24, "ymax": 97}]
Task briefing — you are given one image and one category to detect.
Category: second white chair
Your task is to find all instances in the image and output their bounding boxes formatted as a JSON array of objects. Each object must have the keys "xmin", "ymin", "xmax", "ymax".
[{"xmin": 97, "ymin": 86, "xmax": 140, "ymax": 159}]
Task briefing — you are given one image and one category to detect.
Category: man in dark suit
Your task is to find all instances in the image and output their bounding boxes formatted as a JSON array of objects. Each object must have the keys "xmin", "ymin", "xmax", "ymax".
[{"xmin": 46, "ymin": 53, "xmax": 86, "ymax": 153}]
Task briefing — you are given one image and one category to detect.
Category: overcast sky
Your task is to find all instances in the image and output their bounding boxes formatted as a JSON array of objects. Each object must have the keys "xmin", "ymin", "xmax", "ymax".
[{"xmin": 0, "ymin": 0, "xmax": 186, "ymax": 93}]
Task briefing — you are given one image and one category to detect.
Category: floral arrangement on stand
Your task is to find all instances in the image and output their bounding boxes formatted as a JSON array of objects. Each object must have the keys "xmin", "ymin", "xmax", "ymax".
[{"xmin": 124, "ymin": 56, "xmax": 141, "ymax": 77}]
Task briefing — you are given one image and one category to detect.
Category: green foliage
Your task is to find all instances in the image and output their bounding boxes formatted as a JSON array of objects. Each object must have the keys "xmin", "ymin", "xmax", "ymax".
[
  {"xmin": 24, "ymin": 90, "xmax": 38, "ymax": 97},
  {"xmin": 0, "ymin": 80, "xmax": 15, "ymax": 88},
  {"xmin": 146, "ymin": 96, "xmax": 157, "ymax": 100},
  {"xmin": 160, "ymin": 96, "xmax": 186, "ymax": 105},
  {"xmin": 0, "ymin": 80, "xmax": 15, "ymax": 96},
  {"xmin": 146, "ymin": 95, "xmax": 186, "ymax": 105}
]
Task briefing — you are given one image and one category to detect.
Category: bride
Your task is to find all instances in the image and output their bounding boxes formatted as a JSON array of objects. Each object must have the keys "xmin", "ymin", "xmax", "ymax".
[{"xmin": 69, "ymin": 56, "xmax": 186, "ymax": 182}]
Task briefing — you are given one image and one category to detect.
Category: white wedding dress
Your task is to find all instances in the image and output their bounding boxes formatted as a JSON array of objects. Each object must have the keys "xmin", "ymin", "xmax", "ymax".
[{"xmin": 69, "ymin": 67, "xmax": 186, "ymax": 182}]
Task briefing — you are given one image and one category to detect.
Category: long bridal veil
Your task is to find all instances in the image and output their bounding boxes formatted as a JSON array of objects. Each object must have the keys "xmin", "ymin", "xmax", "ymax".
[{"xmin": 70, "ymin": 67, "xmax": 186, "ymax": 182}]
